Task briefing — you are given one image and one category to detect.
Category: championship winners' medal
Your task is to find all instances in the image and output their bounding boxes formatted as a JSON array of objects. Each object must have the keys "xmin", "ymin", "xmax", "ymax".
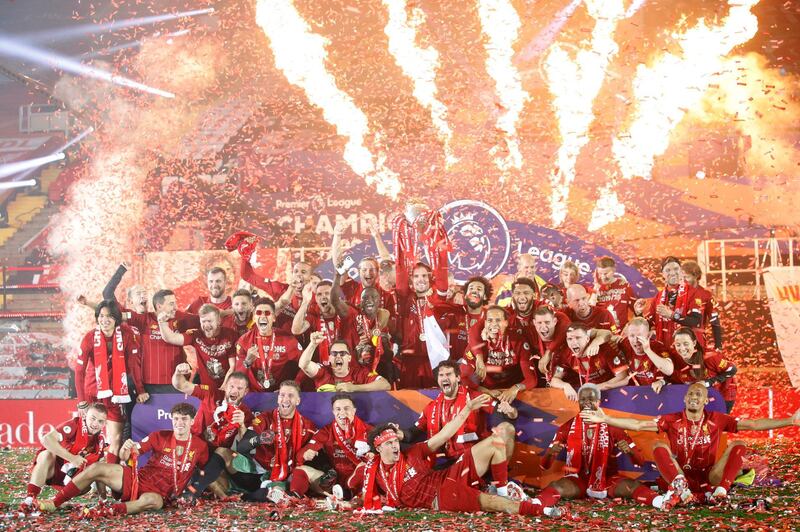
[
  {"xmin": 681, "ymin": 413, "xmax": 705, "ymax": 471},
  {"xmin": 208, "ymin": 358, "xmax": 223, "ymax": 379},
  {"xmin": 419, "ymin": 333, "xmax": 427, "ymax": 342},
  {"xmin": 416, "ymin": 299, "xmax": 427, "ymax": 343},
  {"xmin": 263, "ymin": 372, "xmax": 272, "ymax": 390},
  {"xmin": 371, "ymin": 328, "xmax": 382, "ymax": 338}
]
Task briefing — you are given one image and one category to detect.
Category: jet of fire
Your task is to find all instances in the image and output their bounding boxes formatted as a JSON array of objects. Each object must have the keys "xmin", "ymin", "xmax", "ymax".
[
  {"xmin": 382, "ymin": 0, "xmax": 456, "ymax": 167},
  {"xmin": 476, "ymin": 0, "xmax": 529, "ymax": 181},
  {"xmin": 545, "ymin": 0, "xmax": 625, "ymax": 227},
  {"xmin": 255, "ymin": 0, "xmax": 401, "ymax": 198},
  {"xmin": 590, "ymin": 0, "xmax": 761, "ymax": 229}
]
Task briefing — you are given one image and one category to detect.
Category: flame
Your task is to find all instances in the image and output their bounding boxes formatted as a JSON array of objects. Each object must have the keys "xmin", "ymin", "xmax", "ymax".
[
  {"xmin": 476, "ymin": 0, "xmax": 528, "ymax": 181},
  {"xmin": 544, "ymin": 0, "xmax": 625, "ymax": 227},
  {"xmin": 590, "ymin": 1, "xmax": 762, "ymax": 230},
  {"xmin": 382, "ymin": 0, "xmax": 456, "ymax": 167},
  {"xmin": 254, "ymin": 0, "xmax": 400, "ymax": 198}
]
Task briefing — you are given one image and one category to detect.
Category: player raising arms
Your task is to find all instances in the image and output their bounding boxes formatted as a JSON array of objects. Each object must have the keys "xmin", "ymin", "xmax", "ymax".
[
  {"xmin": 39, "ymin": 403, "xmax": 208, "ymax": 517},
  {"xmin": 580, "ymin": 383, "xmax": 800, "ymax": 505}
]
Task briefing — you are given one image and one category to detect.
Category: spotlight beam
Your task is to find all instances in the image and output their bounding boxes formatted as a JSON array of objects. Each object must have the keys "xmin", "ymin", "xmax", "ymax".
[
  {"xmin": 0, "ymin": 153, "xmax": 65, "ymax": 179},
  {"xmin": 0, "ymin": 179, "xmax": 37, "ymax": 190},
  {"xmin": 16, "ymin": 8, "xmax": 213, "ymax": 44},
  {"xmin": 80, "ymin": 30, "xmax": 191, "ymax": 60},
  {"xmin": 0, "ymin": 36, "xmax": 175, "ymax": 98}
]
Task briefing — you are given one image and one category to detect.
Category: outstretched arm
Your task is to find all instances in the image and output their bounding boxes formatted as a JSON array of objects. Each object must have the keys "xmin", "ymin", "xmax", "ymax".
[
  {"xmin": 737, "ymin": 408, "xmax": 800, "ymax": 431},
  {"xmin": 367, "ymin": 219, "xmax": 392, "ymax": 262},
  {"xmin": 427, "ymin": 394, "xmax": 491, "ymax": 452},
  {"xmin": 103, "ymin": 263, "xmax": 129, "ymax": 302},
  {"xmin": 579, "ymin": 408, "xmax": 659, "ymax": 432},
  {"xmin": 331, "ymin": 272, "xmax": 351, "ymax": 318}
]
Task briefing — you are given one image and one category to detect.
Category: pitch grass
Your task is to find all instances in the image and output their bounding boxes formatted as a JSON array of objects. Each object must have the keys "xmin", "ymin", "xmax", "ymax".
[{"xmin": 1, "ymin": 441, "xmax": 798, "ymax": 531}]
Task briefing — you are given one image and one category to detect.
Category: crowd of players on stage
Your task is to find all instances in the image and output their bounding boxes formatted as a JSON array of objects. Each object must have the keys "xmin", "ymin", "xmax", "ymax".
[{"xmin": 21, "ymin": 219, "xmax": 800, "ymax": 519}]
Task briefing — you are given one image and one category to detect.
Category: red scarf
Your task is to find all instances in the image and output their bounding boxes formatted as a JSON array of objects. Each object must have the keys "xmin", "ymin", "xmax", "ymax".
[
  {"xmin": 93, "ymin": 326, "xmax": 129, "ymax": 404},
  {"xmin": 362, "ymin": 453, "xmax": 407, "ymax": 511},
  {"xmin": 271, "ymin": 410, "xmax": 305, "ymax": 481},
  {"xmin": 392, "ymin": 214, "xmax": 419, "ymax": 274},
  {"xmin": 565, "ymin": 416, "xmax": 610, "ymax": 495},
  {"xmin": 332, "ymin": 416, "xmax": 369, "ymax": 466},
  {"xmin": 319, "ymin": 315, "xmax": 340, "ymax": 365},
  {"xmin": 429, "ymin": 387, "xmax": 469, "ymax": 452}
]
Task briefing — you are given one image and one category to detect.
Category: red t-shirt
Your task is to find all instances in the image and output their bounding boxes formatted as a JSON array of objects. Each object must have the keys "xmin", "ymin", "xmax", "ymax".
[
  {"xmin": 185, "ymin": 295, "xmax": 232, "ymax": 314},
  {"xmin": 190, "ymin": 384, "xmax": 254, "ymax": 448},
  {"xmin": 533, "ymin": 310, "xmax": 571, "ymax": 382},
  {"xmin": 594, "ymin": 278, "xmax": 636, "ymax": 328},
  {"xmin": 302, "ymin": 419, "xmax": 373, "ymax": 482},
  {"xmin": 249, "ymin": 410, "xmax": 317, "ymax": 471},
  {"xmin": 76, "ymin": 325, "xmax": 142, "ymax": 400},
  {"xmin": 235, "ymin": 328, "xmax": 303, "ymax": 392},
  {"xmin": 550, "ymin": 417, "xmax": 635, "ymax": 479},
  {"xmin": 473, "ymin": 330, "xmax": 538, "ymax": 390},
  {"xmin": 136, "ymin": 430, "xmax": 209, "ymax": 499},
  {"xmin": 181, "ymin": 327, "xmax": 239, "ymax": 388},
  {"xmin": 558, "ymin": 344, "xmax": 627, "ymax": 386},
  {"xmin": 670, "ymin": 350, "xmax": 737, "ymax": 402},
  {"xmin": 565, "ymin": 306, "xmax": 618, "ymax": 333},
  {"xmin": 618, "ymin": 338, "xmax": 675, "ymax": 386},
  {"xmin": 430, "ymin": 299, "xmax": 485, "ymax": 364},
  {"xmin": 312, "ymin": 363, "xmax": 378, "ymax": 390},
  {"xmin": 127, "ymin": 311, "xmax": 199, "ymax": 385},
  {"xmin": 656, "ymin": 410, "xmax": 738, "ymax": 471},
  {"xmin": 415, "ymin": 388, "xmax": 493, "ymax": 459},
  {"xmin": 42, "ymin": 417, "xmax": 107, "ymax": 461}
]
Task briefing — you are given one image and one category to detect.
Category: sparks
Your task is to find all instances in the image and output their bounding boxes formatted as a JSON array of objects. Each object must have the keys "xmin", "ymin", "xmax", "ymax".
[
  {"xmin": 255, "ymin": 0, "xmax": 401, "ymax": 198},
  {"xmin": 590, "ymin": 0, "xmax": 761, "ymax": 230},
  {"xmin": 382, "ymin": 0, "xmax": 456, "ymax": 167},
  {"xmin": 476, "ymin": 0, "xmax": 528, "ymax": 182},
  {"xmin": 545, "ymin": 0, "xmax": 625, "ymax": 227}
]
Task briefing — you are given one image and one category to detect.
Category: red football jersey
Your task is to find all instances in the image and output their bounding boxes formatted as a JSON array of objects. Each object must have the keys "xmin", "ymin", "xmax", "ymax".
[
  {"xmin": 185, "ymin": 295, "xmax": 232, "ymax": 314},
  {"xmin": 558, "ymin": 344, "xmax": 627, "ymax": 386},
  {"xmin": 566, "ymin": 306, "xmax": 618, "ymax": 333},
  {"xmin": 249, "ymin": 410, "xmax": 317, "ymax": 472},
  {"xmin": 656, "ymin": 410, "xmax": 738, "ymax": 471},
  {"xmin": 235, "ymin": 328, "xmax": 303, "ymax": 392},
  {"xmin": 472, "ymin": 330, "xmax": 538, "ymax": 390},
  {"xmin": 618, "ymin": 338, "xmax": 675, "ymax": 386},
  {"xmin": 181, "ymin": 327, "xmax": 238, "ymax": 388},
  {"xmin": 671, "ymin": 350, "xmax": 737, "ymax": 402},
  {"xmin": 190, "ymin": 384, "xmax": 253, "ymax": 448},
  {"xmin": 312, "ymin": 363, "xmax": 378, "ymax": 390},
  {"xmin": 415, "ymin": 389, "xmax": 493, "ymax": 459},
  {"xmin": 302, "ymin": 419, "xmax": 373, "ymax": 482},
  {"xmin": 594, "ymin": 278, "xmax": 636, "ymax": 328},
  {"xmin": 135, "ymin": 430, "xmax": 209, "ymax": 499},
  {"xmin": 127, "ymin": 311, "xmax": 199, "ymax": 385}
]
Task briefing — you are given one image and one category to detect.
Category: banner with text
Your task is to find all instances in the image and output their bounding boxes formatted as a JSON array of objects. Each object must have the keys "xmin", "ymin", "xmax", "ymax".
[{"xmin": 763, "ymin": 266, "xmax": 800, "ymax": 387}]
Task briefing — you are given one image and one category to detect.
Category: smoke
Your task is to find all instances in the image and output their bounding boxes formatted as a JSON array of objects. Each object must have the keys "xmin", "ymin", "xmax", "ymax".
[{"xmin": 48, "ymin": 34, "xmax": 226, "ymax": 361}]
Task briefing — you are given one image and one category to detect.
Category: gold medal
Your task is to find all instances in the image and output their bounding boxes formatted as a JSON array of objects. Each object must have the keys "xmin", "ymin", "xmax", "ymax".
[{"xmin": 419, "ymin": 333, "xmax": 427, "ymax": 342}]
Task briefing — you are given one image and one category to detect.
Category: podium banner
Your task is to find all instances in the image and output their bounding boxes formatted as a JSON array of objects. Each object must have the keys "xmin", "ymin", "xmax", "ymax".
[{"xmin": 763, "ymin": 267, "xmax": 800, "ymax": 387}]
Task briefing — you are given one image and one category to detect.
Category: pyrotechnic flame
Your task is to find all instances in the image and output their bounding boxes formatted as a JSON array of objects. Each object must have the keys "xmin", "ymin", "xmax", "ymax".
[
  {"xmin": 544, "ymin": 0, "xmax": 625, "ymax": 227},
  {"xmin": 590, "ymin": 0, "xmax": 762, "ymax": 230},
  {"xmin": 255, "ymin": 0, "xmax": 401, "ymax": 198},
  {"xmin": 382, "ymin": 0, "xmax": 456, "ymax": 167},
  {"xmin": 476, "ymin": 0, "xmax": 528, "ymax": 182}
]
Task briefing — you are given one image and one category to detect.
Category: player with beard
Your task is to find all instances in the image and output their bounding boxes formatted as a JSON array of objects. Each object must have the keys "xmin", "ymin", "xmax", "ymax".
[
  {"xmin": 186, "ymin": 267, "xmax": 232, "ymax": 313},
  {"xmin": 299, "ymin": 333, "xmax": 390, "ymax": 392},
  {"xmin": 331, "ymin": 271, "xmax": 395, "ymax": 383},
  {"xmin": 352, "ymin": 397, "xmax": 561, "ymax": 517},
  {"xmin": 593, "ymin": 257, "xmax": 636, "ymax": 329},
  {"xmin": 292, "ymin": 281, "xmax": 340, "ymax": 364},
  {"xmin": 539, "ymin": 384, "xmax": 671, "ymax": 509},
  {"xmin": 159, "ymin": 304, "xmax": 238, "ymax": 389},
  {"xmin": 532, "ymin": 306, "xmax": 572, "ymax": 385},
  {"xmin": 494, "ymin": 254, "xmax": 544, "ymax": 308},
  {"xmin": 634, "ymin": 257, "xmax": 703, "ymax": 347},
  {"xmin": 550, "ymin": 324, "xmax": 625, "ymax": 401},
  {"xmin": 407, "ymin": 361, "xmax": 517, "ymax": 466},
  {"xmin": 20, "ymin": 403, "xmax": 108, "ymax": 513},
  {"xmin": 76, "ymin": 301, "xmax": 143, "ymax": 460},
  {"xmin": 172, "ymin": 364, "xmax": 254, "ymax": 501},
  {"xmin": 295, "ymin": 393, "xmax": 373, "ymax": 500},
  {"xmin": 226, "ymin": 229, "xmax": 317, "ymax": 334},
  {"xmin": 565, "ymin": 284, "xmax": 617, "ymax": 333},
  {"xmin": 506, "ymin": 278, "xmax": 542, "ymax": 340},
  {"xmin": 681, "ymin": 261, "xmax": 723, "ymax": 349},
  {"xmin": 39, "ymin": 402, "xmax": 209, "ymax": 517},
  {"xmin": 670, "ymin": 328, "xmax": 737, "ymax": 413},
  {"xmin": 616, "ymin": 318, "xmax": 675, "ymax": 392},
  {"xmin": 232, "ymin": 381, "xmax": 317, "ymax": 503},
  {"xmin": 581, "ymin": 383, "xmax": 800, "ymax": 505},
  {"xmin": 222, "ymin": 288, "xmax": 254, "ymax": 337},
  {"xmin": 473, "ymin": 306, "xmax": 538, "ymax": 403},
  {"xmin": 431, "ymin": 276, "xmax": 493, "ymax": 377},
  {"xmin": 331, "ymin": 220, "xmax": 395, "ymax": 312},
  {"xmin": 237, "ymin": 298, "xmax": 303, "ymax": 392}
]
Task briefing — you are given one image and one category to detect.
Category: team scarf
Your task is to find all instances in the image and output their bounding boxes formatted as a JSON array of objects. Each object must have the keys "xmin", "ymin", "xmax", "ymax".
[
  {"xmin": 564, "ymin": 415, "xmax": 610, "ymax": 496},
  {"xmin": 653, "ymin": 282, "xmax": 692, "ymax": 343},
  {"xmin": 362, "ymin": 433, "xmax": 406, "ymax": 511},
  {"xmin": 93, "ymin": 326, "xmax": 130, "ymax": 404},
  {"xmin": 270, "ymin": 410, "xmax": 306, "ymax": 482},
  {"xmin": 318, "ymin": 315, "xmax": 341, "ymax": 365},
  {"xmin": 428, "ymin": 386, "xmax": 469, "ymax": 452},
  {"xmin": 209, "ymin": 400, "xmax": 242, "ymax": 447},
  {"xmin": 331, "ymin": 416, "xmax": 370, "ymax": 466},
  {"xmin": 224, "ymin": 230, "xmax": 259, "ymax": 261}
]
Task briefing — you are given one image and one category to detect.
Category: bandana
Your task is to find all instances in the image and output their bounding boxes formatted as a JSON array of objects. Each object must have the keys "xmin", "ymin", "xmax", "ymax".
[
  {"xmin": 93, "ymin": 326, "xmax": 130, "ymax": 404},
  {"xmin": 362, "ymin": 432, "xmax": 404, "ymax": 511}
]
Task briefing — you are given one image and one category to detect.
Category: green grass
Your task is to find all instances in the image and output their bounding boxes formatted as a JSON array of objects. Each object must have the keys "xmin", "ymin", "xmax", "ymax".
[{"xmin": 1, "ymin": 441, "xmax": 798, "ymax": 531}]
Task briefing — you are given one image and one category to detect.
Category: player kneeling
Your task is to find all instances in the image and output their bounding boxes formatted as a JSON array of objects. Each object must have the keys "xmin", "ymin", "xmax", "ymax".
[{"xmin": 39, "ymin": 403, "xmax": 208, "ymax": 518}]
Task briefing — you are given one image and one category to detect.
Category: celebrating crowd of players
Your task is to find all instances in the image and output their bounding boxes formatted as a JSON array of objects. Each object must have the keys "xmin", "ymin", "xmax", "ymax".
[{"xmin": 21, "ymin": 220, "xmax": 800, "ymax": 520}]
